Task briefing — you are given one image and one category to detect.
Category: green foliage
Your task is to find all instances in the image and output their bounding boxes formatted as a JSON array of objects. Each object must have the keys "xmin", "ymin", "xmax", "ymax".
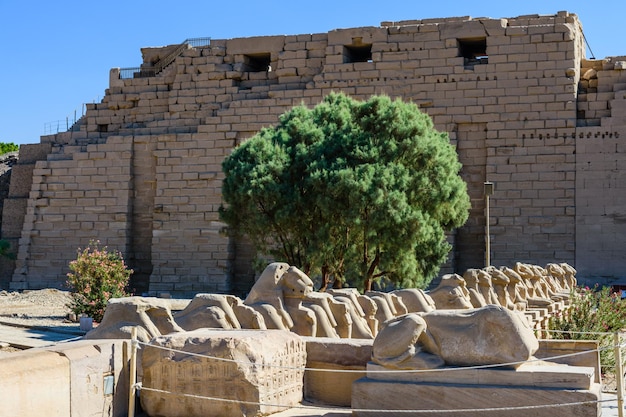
[
  {"xmin": 0, "ymin": 142, "xmax": 19, "ymax": 154},
  {"xmin": 0, "ymin": 239, "xmax": 16, "ymax": 260},
  {"xmin": 549, "ymin": 285, "xmax": 626, "ymax": 373},
  {"xmin": 66, "ymin": 241, "xmax": 132, "ymax": 322},
  {"xmin": 220, "ymin": 92, "xmax": 470, "ymax": 291}
]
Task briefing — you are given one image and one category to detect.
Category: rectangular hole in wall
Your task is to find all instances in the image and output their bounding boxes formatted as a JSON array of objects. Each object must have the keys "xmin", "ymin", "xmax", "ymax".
[
  {"xmin": 343, "ymin": 44, "xmax": 372, "ymax": 63},
  {"xmin": 458, "ymin": 38, "xmax": 488, "ymax": 69},
  {"xmin": 243, "ymin": 53, "xmax": 271, "ymax": 72}
]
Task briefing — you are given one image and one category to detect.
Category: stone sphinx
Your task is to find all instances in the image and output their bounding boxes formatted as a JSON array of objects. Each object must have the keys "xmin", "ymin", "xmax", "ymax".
[
  {"xmin": 365, "ymin": 290, "xmax": 408, "ymax": 329},
  {"xmin": 371, "ymin": 305, "xmax": 539, "ymax": 369},
  {"xmin": 484, "ymin": 265, "xmax": 518, "ymax": 310},
  {"xmin": 84, "ymin": 296, "xmax": 184, "ymax": 342},
  {"xmin": 514, "ymin": 262, "xmax": 555, "ymax": 307},
  {"xmin": 246, "ymin": 262, "xmax": 367, "ymax": 338},
  {"xmin": 392, "ymin": 288, "xmax": 436, "ymax": 313},
  {"xmin": 427, "ymin": 273, "xmax": 473, "ymax": 309},
  {"xmin": 462, "ymin": 269, "xmax": 488, "ymax": 308},
  {"xmin": 327, "ymin": 288, "xmax": 375, "ymax": 339},
  {"xmin": 172, "ymin": 293, "xmax": 268, "ymax": 331},
  {"xmin": 244, "ymin": 262, "xmax": 298, "ymax": 331}
]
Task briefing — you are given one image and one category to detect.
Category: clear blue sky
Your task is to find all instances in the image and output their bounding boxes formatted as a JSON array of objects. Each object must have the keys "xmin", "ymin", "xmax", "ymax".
[{"xmin": 1, "ymin": 0, "xmax": 624, "ymax": 145}]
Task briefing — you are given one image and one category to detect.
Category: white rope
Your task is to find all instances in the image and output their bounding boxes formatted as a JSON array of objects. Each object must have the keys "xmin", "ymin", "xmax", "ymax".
[
  {"xmin": 137, "ymin": 384, "xmax": 614, "ymax": 413},
  {"xmin": 546, "ymin": 328, "xmax": 621, "ymax": 336},
  {"xmin": 131, "ymin": 331, "xmax": 619, "ymax": 414},
  {"xmin": 136, "ymin": 339, "xmax": 604, "ymax": 374}
]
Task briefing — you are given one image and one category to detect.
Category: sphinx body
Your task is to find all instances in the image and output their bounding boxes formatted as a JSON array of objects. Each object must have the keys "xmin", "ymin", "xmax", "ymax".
[{"xmin": 372, "ymin": 305, "xmax": 539, "ymax": 370}]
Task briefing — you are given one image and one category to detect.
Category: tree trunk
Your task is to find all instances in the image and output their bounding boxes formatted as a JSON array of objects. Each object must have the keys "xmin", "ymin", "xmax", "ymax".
[
  {"xmin": 364, "ymin": 277, "xmax": 373, "ymax": 292},
  {"xmin": 319, "ymin": 265, "xmax": 330, "ymax": 292}
]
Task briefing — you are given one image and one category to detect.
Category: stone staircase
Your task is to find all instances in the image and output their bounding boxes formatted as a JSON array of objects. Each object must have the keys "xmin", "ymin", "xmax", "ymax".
[{"xmin": 577, "ymin": 58, "xmax": 626, "ymax": 129}]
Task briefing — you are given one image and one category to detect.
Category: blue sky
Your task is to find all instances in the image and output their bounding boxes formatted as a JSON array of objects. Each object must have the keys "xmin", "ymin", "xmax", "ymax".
[{"xmin": 1, "ymin": 1, "xmax": 624, "ymax": 145}]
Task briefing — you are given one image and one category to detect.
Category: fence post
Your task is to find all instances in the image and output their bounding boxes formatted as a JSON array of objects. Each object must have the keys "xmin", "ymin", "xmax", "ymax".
[
  {"xmin": 129, "ymin": 327, "xmax": 138, "ymax": 417},
  {"xmin": 614, "ymin": 332, "xmax": 624, "ymax": 417}
]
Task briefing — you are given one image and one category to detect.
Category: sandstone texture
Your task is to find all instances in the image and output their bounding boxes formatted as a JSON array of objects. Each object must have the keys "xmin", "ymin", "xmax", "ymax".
[
  {"xmin": 1, "ymin": 12, "xmax": 624, "ymax": 296},
  {"xmin": 141, "ymin": 328, "xmax": 306, "ymax": 417}
]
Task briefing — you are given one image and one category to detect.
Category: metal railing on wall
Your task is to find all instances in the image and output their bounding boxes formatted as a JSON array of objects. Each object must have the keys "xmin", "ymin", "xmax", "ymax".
[
  {"xmin": 41, "ymin": 37, "xmax": 211, "ymax": 135},
  {"xmin": 43, "ymin": 103, "xmax": 90, "ymax": 135},
  {"xmin": 119, "ymin": 37, "xmax": 211, "ymax": 80}
]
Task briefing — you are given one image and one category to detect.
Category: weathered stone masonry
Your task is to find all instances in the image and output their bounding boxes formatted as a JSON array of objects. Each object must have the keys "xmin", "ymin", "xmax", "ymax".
[{"xmin": 2, "ymin": 11, "xmax": 626, "ymax": 296}]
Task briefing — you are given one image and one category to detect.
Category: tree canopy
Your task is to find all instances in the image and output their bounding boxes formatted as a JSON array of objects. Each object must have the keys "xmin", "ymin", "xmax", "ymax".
[
  {"xmin": 220, "ymin": 92, "xmax": 470, "ymax": 291},
  {"xmin": 0, "ymin": 142, "xmax": 18, "ymax": 155}
]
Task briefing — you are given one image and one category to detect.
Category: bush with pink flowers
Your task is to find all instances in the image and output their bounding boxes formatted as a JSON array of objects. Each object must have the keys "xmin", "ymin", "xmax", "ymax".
[
  {"xmin": 66, "ymin": 241, "xmax": 132, "ymax": 322},
  {"xmin": 549, "ymin": 285, "xmax": 626, "ymax": 373}
]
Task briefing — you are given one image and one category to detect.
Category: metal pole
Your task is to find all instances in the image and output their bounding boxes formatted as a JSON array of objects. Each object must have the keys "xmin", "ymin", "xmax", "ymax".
[
  {"xmin": 129, "ymin": 327, "xmax": 138, "ymax": 417},
  {"xmin": 485, "ymin": 193, "xmax": 490, "ymax": 267},
  {"xmin": 615, "ymin": 332, "xmax": 624, "ymax": 417},
  {"xmin": 484, "ymin": 182, "xmax": 494, "ymax": 268}
]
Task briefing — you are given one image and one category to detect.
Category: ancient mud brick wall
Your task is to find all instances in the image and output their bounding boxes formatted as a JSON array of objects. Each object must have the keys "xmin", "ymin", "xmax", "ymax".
[
  {"xmin": 5, "ymin": 11, "xmax": 626, "ymax": 295},
  {"xmin": 575, "ymin": 59, "xmax": 626, "ymax": 279}
]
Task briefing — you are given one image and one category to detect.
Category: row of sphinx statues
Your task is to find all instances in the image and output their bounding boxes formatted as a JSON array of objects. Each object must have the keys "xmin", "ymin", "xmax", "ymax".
[{"xmin": 87, "ymin": 261, "xmax": 577, "ymax": 342}]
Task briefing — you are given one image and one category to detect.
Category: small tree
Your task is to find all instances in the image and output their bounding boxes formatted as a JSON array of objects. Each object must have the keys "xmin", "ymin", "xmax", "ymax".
[
  {"xmin": 220, "ymin": 92, "xmax": 470, "ymax": 291},
  {"xmin": 66, "ymin": 241, "xmax": 132, "ymax": 322}
]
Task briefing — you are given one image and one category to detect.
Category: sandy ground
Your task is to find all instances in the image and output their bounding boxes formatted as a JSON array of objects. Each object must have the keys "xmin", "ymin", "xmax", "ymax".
[
  {"xmin": 0, "ymin": 288, "xmax": 74, "ymax": 323},
  {"xmin": 0, "ymin": 289, "xmax": 79, "ymax": 352}
]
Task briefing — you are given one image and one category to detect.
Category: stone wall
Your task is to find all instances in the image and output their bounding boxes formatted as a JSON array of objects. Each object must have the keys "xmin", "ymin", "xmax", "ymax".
[{"xmin": 2, "ymin": 11, "xmax": 625, "ymax": 295}]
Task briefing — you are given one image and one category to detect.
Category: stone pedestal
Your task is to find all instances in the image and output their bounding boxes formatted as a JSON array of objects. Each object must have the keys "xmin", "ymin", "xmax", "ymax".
[
  {"xmin": 140, "ymin": 329, "xmax": 306, "ymax": 417},
  {"xmin": 352, "ymin": 362, "xmax": 601, "ymax": 417},
  {"xmin": 302, "ymin": 337, "xmax": 373, "ymax": 406}
]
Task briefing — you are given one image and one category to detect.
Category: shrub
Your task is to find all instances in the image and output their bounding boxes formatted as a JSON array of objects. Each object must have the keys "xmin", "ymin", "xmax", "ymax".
[
  {"xmin": 66, "ymin": 240, "xmax": 132, "ymax": 322},
  {"xmin": 0, "ymin": 239, "xmax": 16, "ymax": 260},
  {"xmin": 0, "ymin": 142, "xmax": 18, "ymax": 155},
  {"xmin": 548, "ymin": 285, "xmax": 626, "ymax": 373}
]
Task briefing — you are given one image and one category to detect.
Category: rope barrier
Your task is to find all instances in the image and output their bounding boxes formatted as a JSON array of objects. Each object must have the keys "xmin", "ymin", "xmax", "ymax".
[
  {"xmin": 128, "ymin": 329, "xmax": 625, "ymax": 415},
  {"xmin": 135, "ymin": 339, "xmax": 605, "ymax": 374},
  {"xmin": 546, "ymin": 328, "xmax": 622, "ymax": 336},
  {"xmin": 136, "ymin": 384, "xmax": 615, "ymax": 414}
]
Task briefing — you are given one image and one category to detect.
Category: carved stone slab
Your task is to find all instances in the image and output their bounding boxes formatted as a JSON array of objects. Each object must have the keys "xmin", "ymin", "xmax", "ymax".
[{"xmin": 141, "ymin": 329, "xmax": 306, "ymax": 417}]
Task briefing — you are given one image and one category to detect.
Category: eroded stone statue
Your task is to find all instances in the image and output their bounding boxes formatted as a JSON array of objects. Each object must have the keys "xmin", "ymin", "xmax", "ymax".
[
  {"xmin": 85, "ymin": 296, "xmax": 184, "ymax": 342},
  {"xmin": 372, "ymin": 305, "xmax": 538, "ymax": 370},
  {"xmin": 86, "ymin": 261, "xmax": 576, "ymax": 349},
  {"xmin": 427, "ymin": 273, "xmax": 473, "ymax": 309},
  {"xmin": 392, "ymin": 288, "xmax": 436, "ymax": 313}
]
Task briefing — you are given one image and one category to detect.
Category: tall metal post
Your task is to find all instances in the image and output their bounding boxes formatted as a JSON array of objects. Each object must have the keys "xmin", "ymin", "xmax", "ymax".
[
  {"xmin": 615, "ymin": 332, "xmax": 624, "ymax": 417},
  {"xmin": 129, "ymin": 326, "xmax": 138, "ymax": 417},
  {"xmin": 484, "ymin": 181, "xmax": 494, "ymax": 267}
]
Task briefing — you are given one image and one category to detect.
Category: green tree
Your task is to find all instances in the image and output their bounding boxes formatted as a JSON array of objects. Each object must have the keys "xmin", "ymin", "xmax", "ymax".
[
  {"xmin": 0, "ymin": 142, "xmax": 19, "ymax": 154},
  {"xmin": 220, "ymin": 92, "xmax": 470, "ymax": 291}
]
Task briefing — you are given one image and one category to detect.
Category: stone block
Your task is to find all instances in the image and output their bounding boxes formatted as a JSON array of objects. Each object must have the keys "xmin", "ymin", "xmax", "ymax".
[
  {"xmin": 439, "ymin": 20, "xmax": 486, "ymax": 40},
  {"xmin": 0, "ymin": 350, "xmax": 71, "ymax": 417},
  {"xmin": 47, "ymin": 339, "xmax": 129, "ymax": 417},
  {"xmin": 226, "ymin": 36, "xmax": 285, "ymax": 55},
  {"xmin": 353, "ymin": 363, "xmax": 601, "ymax": 417},
  {"xmin": 18, "ymin": 143, "xmax": 52, "ymax": 164},
  {"xmin": 366, "ymin": 361, "xmax": 594, "ymax": 389},
  {"xmin": 7, "ymin": 164, "xmax": 34, "ymax": 198},
  {"xmin": 302, "ymin": 337, "xmax": 373, "ymax": 406},
  {"xmin": 536, "ymin": 339, "xmax": 600, "ymax": 382},
  {"xmin": 141, "ymin": 329, "xmax": 306, "ymax": 417},
  {"xmin": 1, "ymin": 198, "xmax": 27, "ymax": 238},
  {"xmin": 328, "ymin": 27, "xmax": 388, "ymax": 46}
]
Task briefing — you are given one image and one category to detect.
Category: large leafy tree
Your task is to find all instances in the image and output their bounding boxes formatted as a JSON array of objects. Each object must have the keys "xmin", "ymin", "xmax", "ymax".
[{"xmin": 220, "ymin": 92, "xmax": 470, "ymax": 291}]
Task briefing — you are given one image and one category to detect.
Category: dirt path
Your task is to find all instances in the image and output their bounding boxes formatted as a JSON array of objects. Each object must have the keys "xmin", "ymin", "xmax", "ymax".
[{"xmin": 0, "ymin": 289, "xmax": 80, "ymax": 351}]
